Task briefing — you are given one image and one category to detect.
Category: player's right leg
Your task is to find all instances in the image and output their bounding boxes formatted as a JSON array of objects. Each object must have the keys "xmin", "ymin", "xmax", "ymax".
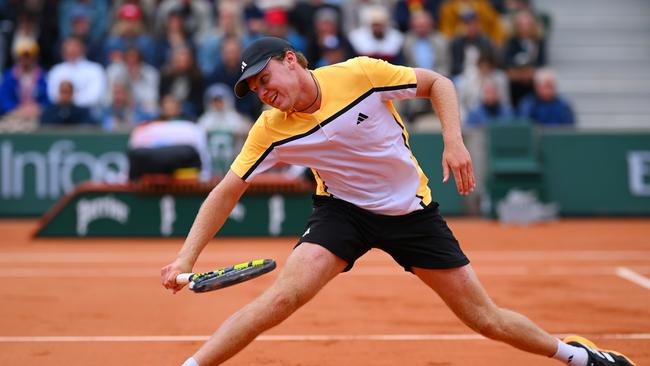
[{"xmin": 191, "ymin": 242, "xmax": 347, "ymax": 366}]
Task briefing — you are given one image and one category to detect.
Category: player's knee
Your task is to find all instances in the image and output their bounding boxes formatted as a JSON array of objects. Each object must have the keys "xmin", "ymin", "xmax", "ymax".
[{"xmin": 298, "ymin": 243, "xmax": 335, "ymax": 268}]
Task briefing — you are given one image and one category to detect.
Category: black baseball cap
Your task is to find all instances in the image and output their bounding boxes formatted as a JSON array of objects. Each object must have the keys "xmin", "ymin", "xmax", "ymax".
[{"xmin": 234, "ymin": 37, "xmax": 294, "ymax": 98}]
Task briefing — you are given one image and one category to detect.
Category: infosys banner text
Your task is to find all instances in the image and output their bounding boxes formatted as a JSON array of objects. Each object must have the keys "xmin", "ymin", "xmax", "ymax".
[{"xmin": 0, "ymin": 133, "xmax": 129, "ymax": 216}]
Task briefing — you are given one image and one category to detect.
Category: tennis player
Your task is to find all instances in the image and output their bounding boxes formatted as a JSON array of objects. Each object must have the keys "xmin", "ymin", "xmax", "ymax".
[{"xmin": 161, "ymin": 37, "xmax": 635, "ymax": 366}]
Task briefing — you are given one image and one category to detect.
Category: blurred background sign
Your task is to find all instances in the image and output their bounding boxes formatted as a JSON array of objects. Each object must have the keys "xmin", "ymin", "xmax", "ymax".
[
  {"xmin": 3, "ymin": 130, "xmax": 650, "ymax": 222},
  {"xmin": 0, "ymin": 132, "xmax": 129, "ymax": 216}
]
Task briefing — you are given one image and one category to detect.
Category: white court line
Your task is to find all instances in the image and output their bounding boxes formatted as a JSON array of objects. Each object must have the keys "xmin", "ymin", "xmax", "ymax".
[
  {"xmin": 616, "ymin": 267, "xmax": 650, "ymax": 290},
  {"xmin": 0, "ymin": 333, "xmax": 648, "ymax": 343},
  {"xmin": 0, "ymin": 266, "xmax": 640, "ymax": 278}
]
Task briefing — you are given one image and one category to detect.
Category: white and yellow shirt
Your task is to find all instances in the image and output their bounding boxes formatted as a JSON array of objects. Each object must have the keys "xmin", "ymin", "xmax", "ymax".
[{"xmin": 231, "ymin": 57, "xmax": 432, "ymax": 215}]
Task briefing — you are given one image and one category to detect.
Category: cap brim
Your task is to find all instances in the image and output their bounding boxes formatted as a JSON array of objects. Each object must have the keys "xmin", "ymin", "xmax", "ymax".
[{"xmin": 234, "ymin": 57, "xmax": 272, "ymax": 98}]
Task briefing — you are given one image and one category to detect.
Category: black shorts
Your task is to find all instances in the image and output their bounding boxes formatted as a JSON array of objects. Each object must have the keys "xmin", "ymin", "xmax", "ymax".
[{"xmin": 296, "ymin": 195, "xmax": 470, "ymax": 272}]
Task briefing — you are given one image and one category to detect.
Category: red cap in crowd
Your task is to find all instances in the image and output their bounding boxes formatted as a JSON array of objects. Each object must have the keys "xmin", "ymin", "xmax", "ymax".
[
  {"xmin": 118, "ymin": 4, "xmax": 142, "ymax": 21},
  {"xmin": 264, "ymin": 8, "xmax": 288, "ymax": 26}
]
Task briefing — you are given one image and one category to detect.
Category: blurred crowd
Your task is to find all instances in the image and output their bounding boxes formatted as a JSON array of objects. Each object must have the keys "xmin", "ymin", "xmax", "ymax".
[{"xmin": 0, "ymin": 0, "xmax": 576, "ymax": 135}]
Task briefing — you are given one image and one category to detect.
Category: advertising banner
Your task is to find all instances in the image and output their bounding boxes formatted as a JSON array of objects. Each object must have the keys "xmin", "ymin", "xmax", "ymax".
[{"xmin": 0, "ymin": 133, "xmax": 129, "ymax": 216}]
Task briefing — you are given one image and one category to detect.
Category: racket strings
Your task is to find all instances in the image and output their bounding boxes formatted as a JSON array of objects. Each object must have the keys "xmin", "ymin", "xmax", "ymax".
[
  {"xmin": 186, "ymin": 259, "xmax": 276, "ymax": 293},
  {"xmin": 192, "ymin": 260, "xmax": 269, "ymax": 284}
]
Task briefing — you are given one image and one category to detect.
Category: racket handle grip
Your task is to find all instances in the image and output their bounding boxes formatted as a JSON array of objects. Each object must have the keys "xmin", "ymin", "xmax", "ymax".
[{"xmin": 176, "ymin": 273, "xmax": 194, "ymax": 285}]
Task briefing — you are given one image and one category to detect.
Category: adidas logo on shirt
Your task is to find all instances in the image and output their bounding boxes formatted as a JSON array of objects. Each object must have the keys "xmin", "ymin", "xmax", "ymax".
[{"xmin": 356, "ymin": 112, "xmax": 369, "ymax": 125}]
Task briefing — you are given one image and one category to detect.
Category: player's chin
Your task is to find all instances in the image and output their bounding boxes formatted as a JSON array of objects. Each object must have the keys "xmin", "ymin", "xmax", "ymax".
[
  {"xmin": 270, "ymin": 96, "xmax": 291, "ymax": 111},
  {"xmin": 270, "ymin": 97, "xmax": 287, "ymax": 110}
]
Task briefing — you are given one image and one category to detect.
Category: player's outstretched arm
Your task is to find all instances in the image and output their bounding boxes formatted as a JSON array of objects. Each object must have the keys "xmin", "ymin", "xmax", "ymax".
[
  {"xmin": 414, "ymin": 68, "xmax": 475, "ymax": 196},
  {"xmin": 161, "ymin": 170, "xmax": 249, "ymax": 293}
]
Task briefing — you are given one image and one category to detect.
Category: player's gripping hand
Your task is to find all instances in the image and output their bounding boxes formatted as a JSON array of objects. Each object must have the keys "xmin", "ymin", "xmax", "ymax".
[
  {"xmin": 442, "ymin": 140, "xmax": 475, "ymax": 196},
  {"xmin": 161, "ymin": 259, "xmax": 192, "ymax": 294}
]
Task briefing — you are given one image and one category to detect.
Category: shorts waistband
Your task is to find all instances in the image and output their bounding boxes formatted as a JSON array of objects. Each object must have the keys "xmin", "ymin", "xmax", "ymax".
[{"xmin": 312, "ymin": 194, "xmax": 438, "ymax": 218}]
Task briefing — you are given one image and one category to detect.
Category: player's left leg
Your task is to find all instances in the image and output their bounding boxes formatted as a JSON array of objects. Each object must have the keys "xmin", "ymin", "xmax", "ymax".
[
  {"xmin": 413, "ymin": 264, "xmax": 635, "ymax": 365},
  {"xmin": 413, "ymin": 264, "xmax": 558, "ymax": 357}
]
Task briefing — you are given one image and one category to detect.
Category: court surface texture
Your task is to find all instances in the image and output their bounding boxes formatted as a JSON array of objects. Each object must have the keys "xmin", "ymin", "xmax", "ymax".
[{"xmin": 1, "ymin": 218, "xmax": 648, "ymax": 365}]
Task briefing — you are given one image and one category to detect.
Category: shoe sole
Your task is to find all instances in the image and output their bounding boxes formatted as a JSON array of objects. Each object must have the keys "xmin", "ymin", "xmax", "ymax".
[{"xmin": 563, "ymin": 335, "xmax": 636, "ymax": 366}]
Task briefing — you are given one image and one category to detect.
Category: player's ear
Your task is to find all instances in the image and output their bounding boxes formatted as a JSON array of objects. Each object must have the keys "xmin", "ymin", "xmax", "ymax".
[{"xmin": 285, "ymin": 51, "xmax": 296, "ymax": 69}]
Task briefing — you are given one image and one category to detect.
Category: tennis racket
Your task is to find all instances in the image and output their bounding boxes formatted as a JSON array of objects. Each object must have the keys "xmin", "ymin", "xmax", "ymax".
[{"xmin": 176, "ymin": 259, "xmax": 276, "ymax": 293}]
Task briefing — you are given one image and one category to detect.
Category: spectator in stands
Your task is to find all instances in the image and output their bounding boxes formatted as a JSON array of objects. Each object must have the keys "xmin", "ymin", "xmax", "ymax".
[
  {"xmin": 504, "ymin": 9, "xmax": 546, "ymax": 109},
  {"xmin": 198, "ymin": 83, "xmax": 251, "ymax": 175},
  {"xmin": 63, "ymin": 5, "xmax": 104, "ymax": 64},
  {"xmin": 198, "ymin": 83, "xmax": 250, "ymax": 136},
  {"xmin": 210, "ymin": 36, "xmax": 263, "ymax": 120},
  {"xmin": 101, "ymin": 80, "xmax": 152, "ymax": 131},
  {"xmin": 47, "ymin": 36, "xmax": 107, "ymax": 118},
  {"xmin": 263, "ymin": 8, "xmax": 307, "ymax": 54},
  {"xmin": 340, "ymin": 0, "xmax": 392, "ymax": 34},
  {"xmin": 315, "ymin": 36, "xmax": 353, "ymax": 68},
  {"xmin": 502, "ymin": 0, "xmax": 551, "ymax": 39},
  {"xmin": 465, "ymin": 77, "xmax": 514, "ymax": 126},
  {"xmin": 288, "ymin": 0, "xmax": 342, "ymax": 39},
  {"xmin": 0, "ymin": 38, "xmax": 49, "ymax": 125},
  {"xmin": 454, "ymin": 52, "xmax": 509, "ymax": 120},
  {"xmin": 10, "ymin": 11, "xmax": 40, "ymax": 50},
  {"xmin": 400, "ymin": 10, "xmax": 450, "ymax": 121},
  {"xmin": 196, "ymin": 1, "xmax": 244, "ymax": 78},
  {"xmin": 105, "ymin": 4, "xmax": 157, "ymax": 67},
  {"xmin": 41, "ymin": 80, "xmax": 97, "ymax": 126},
  {"xmin": 242, "ymin": 4, "xmax": 266, "ymax": 46},
  {"xmin": 402, "ymin": 10, "xmax": 450, "ymax": 76},
  {"xmin": 111, "ymin": 0, "xmax": 158, "ymax": 30},
  {"xmin": 348, "ymin": 5, "xmax": 404, "ymax": 63},
  {"xmin": 306, "ymin": 7, "xmax": 354, "ymax": 67},
  {"xmin": 159, "ymin": 46, "xmax": 204, "ymax": 119},
  {"xmin": 154, "ymin": 0, "xmax": 213, "ymax": 42},
  {"xmin": 9, "ymin": 9, "xmax": 59, "ymax": 70},
  {"xmin": 9, "ymin": 2, "xmax": 60, "ymax": 70},
  {"xmin": 155, "ymin": 8, "xmax": 195, "ymax": 68},
  {"xmin": 439, "ymin": 0, "xmax": 504, "ymax": 46},
  {"xmin": 106, "ymin": 47, "xmax": 160, "ymax": 118},
  {"xmin": 58, "ymin": 0, "xmax": 109, "ymax": 50},
  {"xmin": 393, "ymin": 0, "xmax": 443, "ymax": 33},
  {"xmin": 158, "ymin": 93, "xmax": 187, "ymax": 121},
  {"xmin": 519, "ymin": 68, "xmax": 575, "ymax": 125},
  {"xmin": 449, "ymin": 10, "xmax": 498, "ymax": 77}
]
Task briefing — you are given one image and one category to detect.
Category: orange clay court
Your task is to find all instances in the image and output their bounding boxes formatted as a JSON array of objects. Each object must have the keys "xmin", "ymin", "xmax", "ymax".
[{"xmin": 0, "ymin": 218, "xmax": 649, "ymax": 365}]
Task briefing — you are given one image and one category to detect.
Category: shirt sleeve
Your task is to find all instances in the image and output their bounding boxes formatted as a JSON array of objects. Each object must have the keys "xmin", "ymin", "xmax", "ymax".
[
  {"xmin": 230, "ymin": 115, "xmax": 280, "ymax": 182},
  {"xmin": 357, "ymin": 57, "xmax": 418, "ymax": 101}
]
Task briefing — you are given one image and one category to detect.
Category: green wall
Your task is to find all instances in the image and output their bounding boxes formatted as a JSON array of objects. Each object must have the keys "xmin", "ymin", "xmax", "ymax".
[
  {"xmin": 0, "ymin": 132, "xmax": 466, "ymax": 217},
  {"xmin": 541, "ymin": 132, "xmax": 650, "ymax": 215},
  {"xmin": 3, "ymin": 130, "xmax": 649, "ymax": 221},
  {"xmin": 36, "ymin": 189, "xmax": 313, "ymax": 237},
  {"xmin": 0, "ymin": 133, "xmax": 129, "ymax": 216}
]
